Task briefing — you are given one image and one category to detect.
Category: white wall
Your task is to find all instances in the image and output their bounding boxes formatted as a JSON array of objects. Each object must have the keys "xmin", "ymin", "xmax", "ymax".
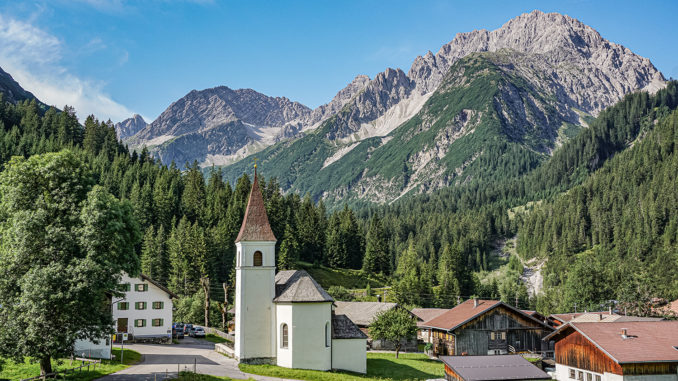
[
  {"xmin": 113, "ymin": 273, "xmax": 173, "ymax": 338},
  {"xmin": 332, "ymin": 338, "xmax": 366, "ymax": 374},
  {"xmin": 235, "ymin": 241, "xmax": 276, "ymax": 361},
  {"xmin": 275, "ymin": 302, "xmax": 332, "ymax": 371},
  {"xmin": 276, "ymin": 304, "xmax": 294, "ymax": 368}
]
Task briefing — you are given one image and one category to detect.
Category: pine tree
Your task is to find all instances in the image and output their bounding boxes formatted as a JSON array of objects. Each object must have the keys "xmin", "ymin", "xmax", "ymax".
[
  {"xmin": 363, "ymin": 215, "xmax": 390, "ymax": 274},
  {"xmin": 278, "ymin": 223, "xmax": 299, "ymax": 270}
]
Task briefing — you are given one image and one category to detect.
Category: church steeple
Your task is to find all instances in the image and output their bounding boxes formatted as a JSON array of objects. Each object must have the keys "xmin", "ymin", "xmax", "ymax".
[{"xmin": 235, "ymin": 166, "xmax": 277, "ymax": 243}]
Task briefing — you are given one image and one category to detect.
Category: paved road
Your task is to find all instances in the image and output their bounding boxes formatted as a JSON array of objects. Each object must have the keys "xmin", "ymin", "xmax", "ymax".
[{"xmin": 96, "ymin": 336, "xmax": 290, "ymax": 380}]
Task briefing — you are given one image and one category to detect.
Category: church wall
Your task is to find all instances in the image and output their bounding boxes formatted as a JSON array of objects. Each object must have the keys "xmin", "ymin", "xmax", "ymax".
[
  {"xmin": 332, "ymin": 338, "xmax": 367, "ymax": 374},
  {"xmin": 289, "ymin": 302, "xmax": 332, "ymax": 371},
  {"xmin": 276, "ymin": 304, "xmax": 294, "ymax": 368}
]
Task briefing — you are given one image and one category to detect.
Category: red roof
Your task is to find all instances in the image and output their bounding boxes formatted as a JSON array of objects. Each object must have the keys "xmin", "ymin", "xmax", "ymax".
[
  {"xmin": 558, "ymin": 321, "xmax": 678, "ymax": 364},
  {"xmin": 422, "ymin": 299, "xmax": 501, "ymax": 330},
  {"xmin": 411, "ymin": 308, "xmax": 450, "ymax": 327},
  {"xmin": 235, "ymin": 171, "xmax": 276, "ymax": 242}
]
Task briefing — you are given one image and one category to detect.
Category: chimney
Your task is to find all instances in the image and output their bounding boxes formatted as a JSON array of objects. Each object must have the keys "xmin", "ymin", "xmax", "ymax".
[
  {"xmin": 473, "ymin": 298, "xmax": 478, "ymax": 308},
  {"xmin": 599, "ymin": 314, "xmax": 603, "ymax": 321},
  {"xmin": 609, "ymin": 306, "xmax": 613, "ymax": 315},
  {"xmin": 621, "ymin": 328, "xmax": 628, "ymax": 339}
]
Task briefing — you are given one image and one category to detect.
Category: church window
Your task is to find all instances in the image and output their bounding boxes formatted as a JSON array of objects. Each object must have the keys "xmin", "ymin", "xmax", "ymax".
[
  {"xmin": 281, "ymin": 323, "xmax": 288, "ymax": 348},
  {"xmin": 325, "ymin": 322, "xmax": 331, "ymax": 347},
  {"xmin": 253, "ymin": 251, "xmax": 263, "ymax": 266}
]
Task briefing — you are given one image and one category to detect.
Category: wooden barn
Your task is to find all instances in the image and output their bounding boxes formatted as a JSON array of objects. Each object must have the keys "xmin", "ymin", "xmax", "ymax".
[
  {"xmin": 545, "ymin": 321, "xmax": 678, "ymax": 381},
  {"xmin": 421, "ymin": 299, "xmax": 554, "ymax": 357}
]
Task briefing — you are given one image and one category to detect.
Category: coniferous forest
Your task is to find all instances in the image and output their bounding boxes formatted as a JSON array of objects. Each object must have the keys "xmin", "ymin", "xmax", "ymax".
[{"xmin": 0, "ymin": 81, "xmax": 677, "ymax": 323}]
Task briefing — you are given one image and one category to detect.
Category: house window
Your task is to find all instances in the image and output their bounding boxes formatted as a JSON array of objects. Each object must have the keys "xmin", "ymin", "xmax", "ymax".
[
  {"xmin": 490, "ymin": 332, "xmax": 496, "ymax": 340},
  {"xmin": 134, "ymin": 319, "xmax": 146, "ymax": 327},
  {"xmin": 595, "ymin": 376, "xmax": 601, "ymax": 381},
  {"xmin": 325, "ymin": 322, "xmax": 331, "ymax": 347},
  {"xmin": 118, "ymin": 302, "xmax": 129, "ymax": 310},
  {"xmin": 586, "ymin": 373, "xmax": 592, "ymax": 381},
  {"xmin": 501, "ymin": 331, "xmax": 506, "ymax": 340},
  {"xmin": 135, "ymin": 283, "xmax": 148, "ymax": 292},
  {"xmin": 569, "ymin": 369, "xmax": 575, "ymax": 379},
  {"xmin": 121, "ymin": 283, "xmax": 131, "ymax": 292},
  {"xmin": 577, "ymin": 371, "xmax": 583, "ymax": 380},
  {"xmin": 253, "ymin": 251, "xmax": 263, "ymax": 266},
  {"xmin": 281, "ymin": 323, "xmax": 288, "ymax": 348},
  {"xmin": 135, "ymin": 302, "xmax": 147, "ymax": 310},
  {"xmin": 152, "ymin": 319, "xmax": 164, "ymax": 327},
  {"xmin": 152, "ymin": 301, "xmax": 164, "ymax": 309}
]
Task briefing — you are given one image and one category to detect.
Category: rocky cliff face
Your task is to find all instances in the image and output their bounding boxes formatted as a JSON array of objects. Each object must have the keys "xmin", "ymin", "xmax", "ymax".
[
  {"xmin": 0, "ymin": 66, "xmax": 44, "ymax": 105},
  {"xmin": 115, "ymin": 114, "xmax": 147, "ymax": 139},
  {"xmin": 408, "ymin": 10, "xmax": 665, "ymax": 113}
]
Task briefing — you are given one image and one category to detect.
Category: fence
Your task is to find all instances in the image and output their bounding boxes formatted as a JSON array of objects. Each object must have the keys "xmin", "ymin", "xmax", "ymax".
[{"xmin": 20, "ymin": 358, "xmax": 101, "ymax": 381}]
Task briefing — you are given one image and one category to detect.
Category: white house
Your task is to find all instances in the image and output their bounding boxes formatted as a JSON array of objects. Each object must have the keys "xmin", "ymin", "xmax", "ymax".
[
  {"xmin": 234, "ymin": 168, "xmax": 367, "ymax": 373},
  {"xmin": 113, "ymin": 273, "xmax": 177, "ymax": 343}
]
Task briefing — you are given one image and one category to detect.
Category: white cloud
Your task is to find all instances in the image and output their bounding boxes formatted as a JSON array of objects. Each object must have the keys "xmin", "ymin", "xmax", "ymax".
[{"xmin": 0, "ymin": 14, "xmax": 135, "ymax": 122}]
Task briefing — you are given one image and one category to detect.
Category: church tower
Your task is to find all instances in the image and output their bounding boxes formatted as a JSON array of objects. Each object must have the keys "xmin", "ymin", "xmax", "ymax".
[{"xmin": 234, "ymin": 167, "xmax": 277, "ymax": 362}]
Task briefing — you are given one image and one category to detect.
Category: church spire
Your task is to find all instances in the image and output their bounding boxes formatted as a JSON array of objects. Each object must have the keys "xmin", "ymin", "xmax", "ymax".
[{"xmin": 235, "ymin": 165, "xmax": 277, "ymax": 243}]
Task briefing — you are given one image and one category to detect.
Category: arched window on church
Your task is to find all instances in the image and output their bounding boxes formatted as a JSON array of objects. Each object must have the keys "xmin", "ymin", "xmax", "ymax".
[
  {"xmin": 325, "ymin": 321, "xmax": 330, "ymax": 347},
  {"xmin": 253, "ymin": 251, "xmax": 263, "ymax": 266},
  {"xmin": 281, "ymin": 323, "xmax": 288, "ymax": 348}
]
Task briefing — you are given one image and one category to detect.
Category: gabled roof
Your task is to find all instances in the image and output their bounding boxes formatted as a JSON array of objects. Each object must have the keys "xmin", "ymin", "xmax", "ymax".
[
  {"xmin": 333, "ymin": 301, "xmax": 399, "ymax": 327},
  {"xmin": 569, "ymin": 313, "xmax": 662, "ymax": 323},
  {"xmin": 422, "ymin": 299, "xmax": 552, "ymax": 331},
  {"xmin": 332, "ymin": 313, "xmax": 368, "ymax": 340},
  {"xmin": 273, "ymin": 270, "xmax": 333, "ymax": 303},
  {"xmin": 547, "ymin": 321, "xmax": 678, "ymax": 364},
  {"xmin": 140, "ymin": 274, "xmax": 178, "ymax": 299},
  {"xmin": 440, "ymin": 355, "xmax": 551, "ymax": 381},
  {"xmin": 235, "ymin": 171, "xmax": 276, "ymax": 243},
  {"xmin": 549, "ymin": 311, "xmax": 612, "ymax": 324},
  {"xmin": 411, "ymin": 308, "xmax": 450, "ymax": 327}
]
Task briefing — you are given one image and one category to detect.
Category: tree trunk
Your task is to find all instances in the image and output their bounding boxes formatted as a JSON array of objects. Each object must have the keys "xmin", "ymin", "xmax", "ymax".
[
  {"xmin": 395, "ymin": 342, "xmax": 401, "ymax": 358},
  {"xmin": 40, "ymin": 355, "xmax": 52, "ymax": 376},
  {"xmin": 221, "ymin": 282, "xmax": 228, "ymax": 331},
  {"xmin": 201, "ymin": 276, "xmax": 210, "ymax": 327}
]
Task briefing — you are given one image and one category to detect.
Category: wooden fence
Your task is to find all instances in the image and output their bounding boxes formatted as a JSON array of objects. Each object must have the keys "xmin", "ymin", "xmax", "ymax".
[{"xmin": 20, "ymin": 358, "xmax": 101, "ymax": 381}]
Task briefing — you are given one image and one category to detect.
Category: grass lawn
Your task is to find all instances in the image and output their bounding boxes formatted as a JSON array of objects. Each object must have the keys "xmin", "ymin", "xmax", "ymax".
[
  {"xmin": 204, "ymin": 334, "xmax": 232, "ymax": 344},
  {"xmin": 239, "ymin": 352, "xmax": 444, "ymax": 381},
  {"xmin": 0, "ymin": 348, "xmax": 142, "ymax": 381},
  {"xmin": 175, "ymin": 372, "xmax": 243, "ymax": 380},
  {"xmin": 298, "ymin": 262, "xmax": 388, "ymax": 290}
]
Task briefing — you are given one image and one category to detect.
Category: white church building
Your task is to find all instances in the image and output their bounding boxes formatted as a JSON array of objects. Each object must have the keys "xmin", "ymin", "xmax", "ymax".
[{"xmin": 234, "ymin": 169, "xmax": 367, "ymax": 374}]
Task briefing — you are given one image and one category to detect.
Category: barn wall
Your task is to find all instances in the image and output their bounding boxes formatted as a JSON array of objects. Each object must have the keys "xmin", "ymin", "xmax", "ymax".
[{"xmin": 555, "ymin": 330, "xmax": 622, "ymax": 375}]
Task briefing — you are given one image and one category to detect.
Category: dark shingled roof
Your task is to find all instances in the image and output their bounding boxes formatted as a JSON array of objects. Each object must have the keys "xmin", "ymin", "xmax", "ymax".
[
  {"xmin": 439, "ymin": 355, "xmax": 551, "ymax": 381},
  {"xmin": 274, "ymin": 270, "xmax": 334, "ymax": 303},
  {"xmin": 333, "ymin": 301, "xmax": 399, "ymax": 327},
  {"xmin": 235, "ymin": 171, "xmax": 277, "ymax": 243},
  {"xmin": 140, "ymin": 273, "xmax": 178, "ymax": 299},
  {"xmin": 332, "ymin": 314, "xmax": 368, "ymax": 339}
]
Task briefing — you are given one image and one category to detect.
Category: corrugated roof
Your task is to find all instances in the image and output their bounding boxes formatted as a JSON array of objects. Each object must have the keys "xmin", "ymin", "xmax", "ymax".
[
  {"xmin": 554, "ymin": 321, "xmax": 678, "ymax": 364},
  {"xmin": 235, "ymin": 172, "xmax": 276, "ymax": 243},
  {"xmin": 333, "ymin": 301, "xmax": 398, "ymax": 327},
  {"xmin": 273, "ymin": 270, "xmax": 333, "ymax": 303},
  {"xmin": 439, "ymin": 355, "xmax": 551, "ymax": 381},
  {"xmin": 411, "ymin": 308, "xmax": 450, "ymax": 327},
  {"xmin": 332, "ymin": 314, "xmax": 368, "ymax": 340},
  {"xmin": 422, "ymin": 299, "xmax": 501, "ymax": 331}
]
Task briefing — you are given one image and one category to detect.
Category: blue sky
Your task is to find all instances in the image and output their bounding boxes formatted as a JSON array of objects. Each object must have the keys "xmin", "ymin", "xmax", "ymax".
[{"xmin": 0, "ymin": 0, "xmax": 676, "ymax": 122}]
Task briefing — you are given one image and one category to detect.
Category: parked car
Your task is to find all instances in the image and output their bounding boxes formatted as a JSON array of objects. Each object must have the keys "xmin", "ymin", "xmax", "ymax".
[
  {"xmin": 183, "ymin": 324, "xmax": 193, "ymax": 335},
  {"xmin": 173, "ymin": 323, "xmax": 185, "ymax": 339},
  {"xmin": 191, "ymin": 326, "xmax": 206, "ymax": 338}
]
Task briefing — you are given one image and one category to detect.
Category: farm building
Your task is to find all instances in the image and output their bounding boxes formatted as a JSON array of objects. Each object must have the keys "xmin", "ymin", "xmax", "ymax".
[
  {"xmin": 440, "ymin": 355, "xmax": 552, "ymax": 381},
  {"xmin": 421, "ymin": 299, "xmax": 554, "ymax": 357}
]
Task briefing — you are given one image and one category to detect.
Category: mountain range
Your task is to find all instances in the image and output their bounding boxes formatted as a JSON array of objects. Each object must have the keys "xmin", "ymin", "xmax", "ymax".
[{"xmin": 120, "ymin": 10, "xmax": 664, "ymax": 205}]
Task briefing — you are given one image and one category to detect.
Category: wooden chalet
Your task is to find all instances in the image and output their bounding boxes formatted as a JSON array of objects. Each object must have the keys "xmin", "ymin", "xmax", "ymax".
[
  {"xmin": 421, "ymin": 299, "xmax": 554, "ymax": 357},
  {"xmin": 545, "ymin": 321, "xmax": 678, "ymax": 381},
  {"xmin": 440, "ymin": 355, "xmax": 552, "ymax": 381}
]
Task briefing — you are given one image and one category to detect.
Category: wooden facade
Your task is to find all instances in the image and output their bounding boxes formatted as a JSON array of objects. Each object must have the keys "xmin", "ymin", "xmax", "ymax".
[
  {"xmin": 432, "ymin": 305, "xmax": 551, "ymax": 356},
  {"xmin": 555, "ymin": 329, "xmax": 678, "ymax": 376}
]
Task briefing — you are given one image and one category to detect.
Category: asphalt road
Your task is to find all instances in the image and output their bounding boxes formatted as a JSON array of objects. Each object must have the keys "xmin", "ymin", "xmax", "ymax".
[{"xmin": 95, "ymin": 336, "xmax": 253, "ymax": 380}]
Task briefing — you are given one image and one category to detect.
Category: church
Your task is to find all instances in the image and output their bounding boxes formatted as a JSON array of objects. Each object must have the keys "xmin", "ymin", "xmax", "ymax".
[{"xmin": 234, "ymin": 168, "xmax": 367, "ymax": 374}]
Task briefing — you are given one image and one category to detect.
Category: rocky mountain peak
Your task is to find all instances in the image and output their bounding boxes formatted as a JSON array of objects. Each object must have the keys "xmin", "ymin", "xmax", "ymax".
[{"xmin": 115, "ymin": 114, "xmax": 147, "ymax": 139}]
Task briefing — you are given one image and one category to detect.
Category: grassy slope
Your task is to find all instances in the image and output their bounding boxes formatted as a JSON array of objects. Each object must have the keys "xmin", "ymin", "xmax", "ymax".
[
  {"xmin": 239, "ymin": 352, "xmax": 444, "ymax": 381},
  {"xmin": 298, "ymin": 262, "xmax": 388, "ymax": 289},
  {"xmin": 0, "ymin": 348, "xmax": 141, "ymax": 381}
]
